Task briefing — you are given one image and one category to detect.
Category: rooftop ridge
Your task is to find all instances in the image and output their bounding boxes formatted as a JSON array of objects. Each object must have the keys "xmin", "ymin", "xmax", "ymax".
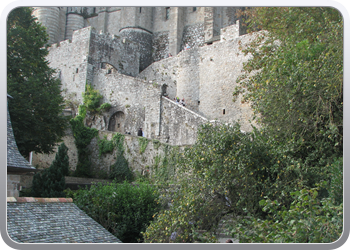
[{"xmin": 7, "ymin": 197, "xmax": 73, "ymax": 203}]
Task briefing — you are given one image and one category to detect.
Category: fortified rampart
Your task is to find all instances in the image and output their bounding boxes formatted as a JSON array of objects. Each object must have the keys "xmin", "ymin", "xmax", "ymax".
[
  {"xmin": 46, "ymin": 26, "xmax": 140, "ymax": 106},
  {"xmin": 31, "ymin": 7, "xmax": 259, "ymax": 178},
  {"xmin": 138, "ymin": 23, "xmax": 259, "ymax": 132},
  {"xmin": 33, "ymin": 7, "xmax": 245, "ymax": 67}
]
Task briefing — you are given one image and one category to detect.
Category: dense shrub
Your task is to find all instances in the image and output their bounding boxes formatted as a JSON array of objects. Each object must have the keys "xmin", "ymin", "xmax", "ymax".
[
  {"xmin": 66, "ymin": 181, "xmax": 161, "ymax": 243},
  {"xmin": 82, "ymin": 84, "xmax": 103, "ymax": 112},
  {"xmin": 143, "ymin": 123, "xmax": 343, "ymax": 243},
  {"xmin": 109, "ymin": 151, "xmax": 133, "ymax": 182},
  {"xmin": 31, "ymin": 143, "xmax": 69, "ymax": 197},
  {"xmin": 230, "ymin": 182, "xmax": 343, "ymax": 243}
]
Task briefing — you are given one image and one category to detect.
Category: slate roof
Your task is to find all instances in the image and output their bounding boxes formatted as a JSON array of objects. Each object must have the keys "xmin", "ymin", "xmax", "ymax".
[
  {"xmin": 7, "ymin": 95, "xmax": 37, "ymax": 172},
  {"xmin": 7, "ymin": 197, "xmax": 122, "ymax": 243}
]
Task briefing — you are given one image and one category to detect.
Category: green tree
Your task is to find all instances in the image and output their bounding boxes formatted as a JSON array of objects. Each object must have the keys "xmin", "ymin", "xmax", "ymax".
[
  {"xmin": 31, "ymin": 143, "xmax": 69, "ymax": 197},
  {"xmin": 7, "ymin": 7, "xmax": 67, "ymax": 157},
  {"xmin": 143, "ymin": 8, "xmax": 343, "ymax": 243},
  {"xmin": 234, "ymin": 7, "xmax": 343, "ymax": 161}
]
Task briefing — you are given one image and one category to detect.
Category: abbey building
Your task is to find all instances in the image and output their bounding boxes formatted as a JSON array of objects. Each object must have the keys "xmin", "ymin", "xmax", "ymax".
[{"xmin": 32, "ymin": 7, "xmax": 257, "ymax": 147}]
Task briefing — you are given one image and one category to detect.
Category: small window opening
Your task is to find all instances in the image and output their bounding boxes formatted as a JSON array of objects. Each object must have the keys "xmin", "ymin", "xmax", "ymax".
[
  {"xmin": 107, "ymin": 69, "xmax": 111, "ymax": 74},
  {"xmin": 166, "ymin": 7, "xmax": 170, "ymax": 20},
  {"xmin": 140, "ymin": 7, "xmax": 142, "ymax": 13},
  {"xmin": 193, "ymin": 7, "xmax": 197, "ymax": 12},
  {"xmin": 76, "ymin": 68, "xmax": 79, "ymax": 73},
  {"xmin": 223, "ymin": 109, "xmax": 226, "ymax": 115},
  {"xmin": 198, "ymin": 101, "xmax": 200, "ymax": 105},
  {"xmin": 117, "ymin": 123, "xmax": 120, "ymax": 128}
]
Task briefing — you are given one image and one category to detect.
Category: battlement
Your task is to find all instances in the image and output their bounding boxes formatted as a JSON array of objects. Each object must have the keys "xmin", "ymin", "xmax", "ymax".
[
  {"xmin": 31, "ymin": 7, "xmax": 262, "ymax": 180},
  {"xmin": 39, "ymin": 7, "xmax": 256, "ymax": 151}
]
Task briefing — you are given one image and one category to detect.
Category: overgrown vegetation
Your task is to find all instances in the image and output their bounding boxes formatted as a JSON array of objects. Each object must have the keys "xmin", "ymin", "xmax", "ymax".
[
  {"xmin": 151, "ymin": 145, "xmax": 180, "ymax": 185},
  {"xmin": 65, "ymin": 181, "xmax": 161, "ymax": 243},
  {"xmin": 19, "ymin": 6, "xmax": 342, "ymax": 244},
  {"xmin": 138, "ymin": 137, "xmax": 149, "ymax": 154},
  {"xmin": 70, "ymin": 84, "xmax": 113, "ymax": 177},
  {"xmin": 70, "ymin": 105, "xmax": 98, "ymax": 177},
  {"xmin": 82, "ymin": 83, "xmax": 111, "ymax": 113},
  {"xmin": 30, "ymin": 143, "xmax": 69, "ymax": 197},
  {"xmin": 97, "ymin": 132, "xmax": 133, "ymax": 182},
  {"xmin": 142, "ymin": 7, "xmax": 343, "ymax": 243}
]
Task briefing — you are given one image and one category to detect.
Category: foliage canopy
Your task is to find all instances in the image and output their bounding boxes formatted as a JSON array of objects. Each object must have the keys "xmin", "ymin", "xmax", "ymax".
[
  {"xmin": 7, "ymin": 7, "xmax": 67, "ymax": 157},
  {"xmin": 143, "ymin": 7, "xmax": 343, "ymax": 243},
  {"xmin": 234, "ymin": 7, "xmax": 343, "ymax": 158}
]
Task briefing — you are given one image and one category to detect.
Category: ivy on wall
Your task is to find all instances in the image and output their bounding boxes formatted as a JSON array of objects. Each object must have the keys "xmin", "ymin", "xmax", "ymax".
[
  {"xmin": 151, "ymin": 145, "xmax": 181, "ymax": 185},
  {"xmin": 138, "ymin": 137, "xmax": 149, "ymax": 154},
  {"xmin": 97, "ymin": 132, "xmax": 132, "ymax": 182},
  {"xmin": 98, "ymin": 132, "xmax": 125, "ymax": 157},
  {"xmin": 70, "ymin": 106, "xmax": 98, "ymax": 177}
]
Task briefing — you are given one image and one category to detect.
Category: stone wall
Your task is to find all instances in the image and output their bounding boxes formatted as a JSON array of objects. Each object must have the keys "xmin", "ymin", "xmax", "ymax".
[
  {"xmin": 119, "ymin": 27, "xmax": 153, "ymax": 72},
  {"xmin": 89, "ymin": 30, "xmax": 140, "ymax": 77},
  {"xmin": 159, "ymin": 97, "xmax": 214, "ymax": 145},
  {"xmin": 7, "ymin": 175, "xmax": 21, "ymax": 197},
  {"xmin": 136, "ymin": 23, "xmax": 258, "ymax": 132},
  {"xmin": 137, "ymin": 55, "xmax": 178, "ymax": 101},
  {"xmin": 31, "ymin": 130, "xmax": 187, "ymax": 179},
  {"xmin": 47, "ymin": 27, "xmax": 140, "ymax": 107},
  {"xmin": 197, "ymin": 30, "xmax": 259, "ymax": 132},
  {"xmin": 32, "ymin": 129, "xmax": 78, "ymax": 171},
  {"xmin": 90, "ymin": 68, "xmax": 162, "ymax": 138},
  {"xmin": 88, "ymin": 131, "xmax": 171, "ymax": 176},
  {"xmin": 180, "ymin": 23, "xmax": 205, "ymax": 50},
  {"xmin": 152, "ymin": 31, "xmax": 170, "ymax": 62},
  {"xmin": 47, "ymin": 27, "xmax": 92, "ymax": 104}
]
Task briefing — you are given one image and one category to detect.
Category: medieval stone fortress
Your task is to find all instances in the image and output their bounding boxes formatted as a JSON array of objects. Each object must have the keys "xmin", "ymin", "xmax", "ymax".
[{"xmin": 31, "ymin": 6, "xmax": 258, "ymax": 174}]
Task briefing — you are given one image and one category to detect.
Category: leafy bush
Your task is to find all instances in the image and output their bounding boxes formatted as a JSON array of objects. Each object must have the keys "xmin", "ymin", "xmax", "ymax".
[
  {"xmin": 98, "ymin": 102, "xmax": 111, "ymax": 112},
  {"xmin": 327, "ymin": 157, "xmax": 343, "ymax": 205},
  {"xmin": 109, "ymin": 151, "xmax": 133, "ymax": 182},
  {"xmin": 143, "ymin": 122, "xmax": 341, "ymax": 243},
  {"xmin": 82, "ymin": 84, "xmax": 103, "ymax": 112},
  {"xmin": 230, "ymin": 183, "xmax": 343, "ymax": 243},
  {"xmin": 66, "ymin": 181, "xmax": 161, "ymax": 243},
  {"xmin": 151, "ymin": 145, "xmax": 180, "ymax": 185},
  {"xmin": 31, "ymin": 143, "xmax": 69, "ymax": 197},
  {"xmin": 98, "ymin": 135, "xmax": 115, "ymax": 157}
]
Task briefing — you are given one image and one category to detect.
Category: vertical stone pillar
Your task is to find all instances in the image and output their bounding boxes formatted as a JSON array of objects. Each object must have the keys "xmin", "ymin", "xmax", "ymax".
[
  {"xmin": 97, "ymin": 9, "xmax": 108, "ymax": 33},
  {"xmin": 168, "ymin": 7, "xmax": 185, "ymax": 56},
  {"xmin": 204, "ymin": 7, "xmax": 214, "ymax": 43}
]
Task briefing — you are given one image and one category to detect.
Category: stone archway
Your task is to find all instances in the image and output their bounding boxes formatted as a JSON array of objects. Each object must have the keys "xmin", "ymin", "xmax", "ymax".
[{"xmin": 108, "ymin": 111, "xmax": 125, "ymax": 133}]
